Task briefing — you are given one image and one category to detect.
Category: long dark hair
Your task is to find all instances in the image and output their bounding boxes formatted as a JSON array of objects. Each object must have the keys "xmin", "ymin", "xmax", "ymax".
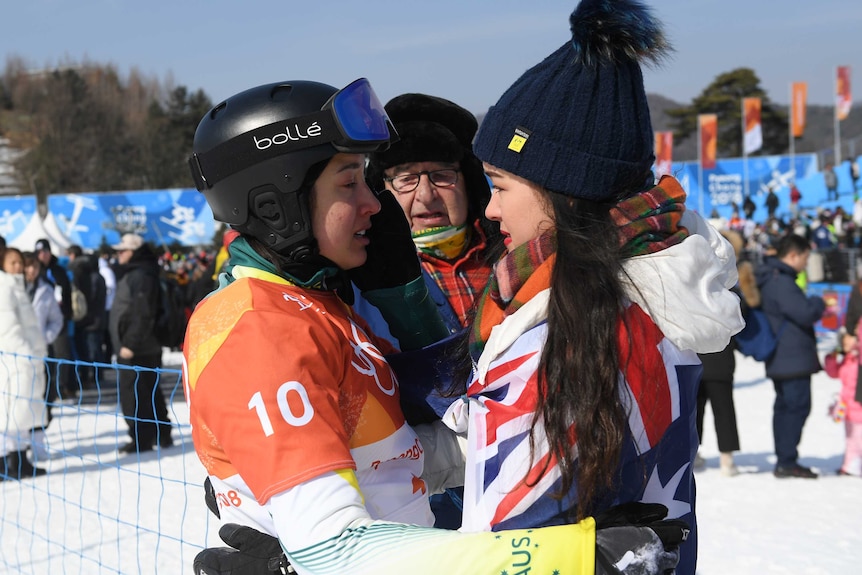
[{"xmin": 533, "ymin": 191, "xmax": 630, "ymax": 521}]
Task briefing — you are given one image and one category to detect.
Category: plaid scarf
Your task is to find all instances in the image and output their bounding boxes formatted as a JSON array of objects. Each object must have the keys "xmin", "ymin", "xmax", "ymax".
[
  {"xmin": 419, "ymin": 222, "xmax": 492, "ymax": 328},
  {"xmin": 469, "ymin": 231, "xmax": 556, "ymax": 362},
  {"xmin": 468, "ymin": 176, "xmax": 688, "ymax": 361},
  {"xmin": 610, "ymin": 175, "xmax": 689, "ymax": 258}
]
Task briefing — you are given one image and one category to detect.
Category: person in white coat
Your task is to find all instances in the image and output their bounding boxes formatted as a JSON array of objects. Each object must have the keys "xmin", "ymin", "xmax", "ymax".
[
  {"xmin": 23, "ymin": 252, "xmax": 64, "ymax": 348},
  {"xmin": 23, "ymin": 251, "xmax": 64, "ymax": 459},
  {"xmin": 0, "ymin": 247, "xmax": 49, "ymax": 480}
]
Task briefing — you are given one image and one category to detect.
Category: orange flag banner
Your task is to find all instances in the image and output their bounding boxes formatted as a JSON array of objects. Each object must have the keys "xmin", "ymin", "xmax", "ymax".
[
  {"xmin": 699, "ymin": 114, "xmax": 717, "ymax": 169},
  {"xmin": 654, "ymin": 131, "xmax": 673, "ymax": 177},
  {"xmin": 837, "ymin": 66, "xmax": 852, "ymax": 121},
  {"xmin": 743, "ymin": 97, "xmax": 763, "ymax": 154},
  {"xmin": 791, "ymin": 82, "xmax": 807, "ymax": 138}
]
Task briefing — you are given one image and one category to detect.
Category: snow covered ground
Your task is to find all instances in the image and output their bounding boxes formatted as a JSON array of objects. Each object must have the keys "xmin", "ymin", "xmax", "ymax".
[
  {"xmin": 2, "ymin": 340, "xmax": 861, "ymax": 574},
  {"xmin": 693, "ymin": 337, "xmax": 862, "ymax": 574}
]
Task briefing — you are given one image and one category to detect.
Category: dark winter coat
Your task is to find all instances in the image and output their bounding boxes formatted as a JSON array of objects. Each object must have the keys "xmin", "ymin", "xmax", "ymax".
[
  {"xmin": 765, "ymin": 191, "xmax": 779, "ymax": 213},
  {"xmin": 109, "ymin": 247, "xmax": 162, "ymax": 357},
  {"xmin": 69, "ymin": 255, "xmax": 107, "ymax": 331},
  {"xmin": 756, "ymin": 257, "xmax": 825, "ymax": 380},
  {"xmin": 44, "ymin": 256, "xmax": 73, "ymax": 322},
  {"xmin": 187, "ymin": 261, "xmax": 217, "ymax": 311},
  {"xmin": 742, "ymin": 196, "xmax": 756, "ymax": 219}
]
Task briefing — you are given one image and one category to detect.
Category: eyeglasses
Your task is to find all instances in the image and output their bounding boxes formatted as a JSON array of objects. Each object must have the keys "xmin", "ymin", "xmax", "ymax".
[{"xmin": 384, "ymin": 169, "xmax": 460, "ymax": 193}]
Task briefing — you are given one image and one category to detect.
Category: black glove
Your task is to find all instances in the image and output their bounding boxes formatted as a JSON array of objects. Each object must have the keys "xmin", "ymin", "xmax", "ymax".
[
  {"xmin": 192, "ymin": 523, "xmax": 293, "ymax": 575},
  {"xmin": 594, "ymin": 502, "xmax": 689, "ymax": 575},
  {"xmin": 204, "ymin": 476, "xmax": 220, "ymax": 519},
  {"xmin": 348, "ymin": 188, "xmax": 421, "ymax": 291}
]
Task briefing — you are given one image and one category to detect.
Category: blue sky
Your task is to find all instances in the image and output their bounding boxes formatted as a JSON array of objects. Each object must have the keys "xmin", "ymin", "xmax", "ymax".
[{"xmin": 2, "ymin": 0, "xmax": 860, "ymax": 115}]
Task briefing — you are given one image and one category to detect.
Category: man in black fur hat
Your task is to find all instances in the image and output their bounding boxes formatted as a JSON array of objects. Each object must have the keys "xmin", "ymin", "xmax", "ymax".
[
  {"xmin": 367, "ymin": 94, "xmax": 502, "ymax": 335},
  {"xmin": 365, "ymin": 94, "xmax": 503, "ymax": 530}
]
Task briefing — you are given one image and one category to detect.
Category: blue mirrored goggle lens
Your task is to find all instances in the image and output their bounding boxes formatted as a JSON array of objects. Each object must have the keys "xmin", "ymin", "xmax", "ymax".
[{"xmin": 331, "ymin": 78, "xmax": 391, "ymax": 142}]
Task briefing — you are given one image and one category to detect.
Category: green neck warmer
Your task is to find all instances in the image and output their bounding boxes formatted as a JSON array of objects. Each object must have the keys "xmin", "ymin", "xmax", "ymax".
[{"xmin": 217, "ymin": 236, "xmax": 341, "ymax": 291}]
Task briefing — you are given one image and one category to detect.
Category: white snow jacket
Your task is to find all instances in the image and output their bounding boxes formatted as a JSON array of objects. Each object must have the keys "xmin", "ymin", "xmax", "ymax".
[
  {"xmin": 0, "ymin": 272, "xmax": 48, "ymax": 437},
  {"xmin": 621, "ymin": 209, "xmax": 745, "ymax": 353},
  {"xmin": 28, "ymin": 277, "xmax": 64, "ymax": 345}
]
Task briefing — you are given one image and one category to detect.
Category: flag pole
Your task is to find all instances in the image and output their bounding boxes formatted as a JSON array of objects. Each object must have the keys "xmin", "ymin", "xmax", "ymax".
[
  {"xmin": 742, "ymin": 99, "xmax": 749, "ymax": 201},
  {"xmin": 835, "ymin": 65, "xmax": 842, "ymax": 166},
  {"xmin": 789, "ymin": 83, "xmax": 796, "ymax": 175},
  {"xmin": 698, "ymin": 118, "xmax": 704, "ymax": 215}
]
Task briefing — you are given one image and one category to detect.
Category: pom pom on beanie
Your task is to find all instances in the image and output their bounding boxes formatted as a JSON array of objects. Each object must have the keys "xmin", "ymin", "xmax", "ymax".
[{"xmin": 473, "ymin": 0, "xmax": 671, "ymax": 201}]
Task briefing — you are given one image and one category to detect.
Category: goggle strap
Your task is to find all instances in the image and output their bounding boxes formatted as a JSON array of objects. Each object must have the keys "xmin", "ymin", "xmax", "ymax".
[
  {"xmin": 191, "ymin": 110, "xmax": 338, "ymax": 190},
  {"xmin": 189, "ymin": 154, "xmax": 207, "ymax": 191}
]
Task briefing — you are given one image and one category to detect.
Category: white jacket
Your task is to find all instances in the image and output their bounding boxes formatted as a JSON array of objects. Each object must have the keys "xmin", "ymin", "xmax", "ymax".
[
  {"xmin": 442, "ymin": 209, "xmax": 743, "ymax": 575},
  {"xmin": 620, "ymin": 209, "xmax": 745, "ymax": 353},
  {"xmin": 0, "ymin": 272, "xmax": 48, "ymax": 436},
  {"xmin": 467, "ymin": 208, "xmax": 745, "ymax": 374},
  {"xmin": 29, "ymin": 277, "xmax": 64, "ymax": 345},
  {"xmin": 446, "ymin": 208, "xmax": 745, "ymax": 480}
]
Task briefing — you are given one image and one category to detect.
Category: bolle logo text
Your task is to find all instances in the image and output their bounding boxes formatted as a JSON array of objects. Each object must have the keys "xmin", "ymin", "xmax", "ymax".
[{"xmin": 254, "ymin": 121, "xmax": 323, "ymax": 149}]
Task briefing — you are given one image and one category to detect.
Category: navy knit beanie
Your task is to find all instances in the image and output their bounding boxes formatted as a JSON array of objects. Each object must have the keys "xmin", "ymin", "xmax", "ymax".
[{"xmin": 473, "ymin": 0, "xmax": 670, "ymax": 201}]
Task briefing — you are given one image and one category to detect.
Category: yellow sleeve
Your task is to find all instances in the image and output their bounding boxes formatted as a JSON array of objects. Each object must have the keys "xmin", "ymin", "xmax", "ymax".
[
  {"xmin": 213, "ymin": 246, "xmax": 229, "ymax": 281},
  {"xmin": 287, "ymin": 518, "xmax": 596, "ymax": 575}
]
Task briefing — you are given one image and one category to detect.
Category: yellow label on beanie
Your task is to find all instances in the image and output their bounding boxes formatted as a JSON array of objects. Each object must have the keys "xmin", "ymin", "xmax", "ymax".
[{"xmin": 507, "ymin": 126, "xmax": 531, "ymax": 153}]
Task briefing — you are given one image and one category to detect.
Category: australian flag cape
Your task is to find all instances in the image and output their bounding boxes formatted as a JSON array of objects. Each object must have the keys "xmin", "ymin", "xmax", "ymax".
[{"xmin": 449, "ymin": 301, "xmax": 701, "ymax": 574}]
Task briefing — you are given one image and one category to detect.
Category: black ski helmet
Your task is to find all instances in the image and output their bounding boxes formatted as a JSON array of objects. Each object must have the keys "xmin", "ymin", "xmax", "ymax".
[{"xmin": 189, "ymin": 78, "xmax": 395, "ymax": 258}]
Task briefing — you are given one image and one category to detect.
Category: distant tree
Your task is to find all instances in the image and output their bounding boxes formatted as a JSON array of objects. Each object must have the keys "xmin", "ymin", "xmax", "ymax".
[
  {"xmin": 16, "ymin": 69, "xmax": 95, "ymax": 202},
  {"xmin": 1, "ymin": 56, "xmax": 212, "ymax": 200},
  {"xmin": 140, "ymin": 86, "xmax": 211, "ymax": 189},
  {"xmin": 0, "ymin": 79, "xmax": 10, "ymax": 111},
  {"xmin": 666, "ymin": 68, "xmax": 788, "ymax": 158}
]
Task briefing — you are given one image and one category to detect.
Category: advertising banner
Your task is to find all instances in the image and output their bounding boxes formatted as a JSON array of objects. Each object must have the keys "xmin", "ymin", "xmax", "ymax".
[
  {"xmin": 791, "ymin": 82, "xmax": 808, "ymax": 137},
  {"xmin": 0, "ymin": 189, "xmax": 215, "ymax": 251},
  {"xmin": 699, "ymin": 114, "xmax": 718, "ymax": 169},
  {"xmin": 664, "ymin": 153, "xmax": 819, "ymax": 220},
  {"xmin": 808, "ymin": 283, "xmax": 852, "ymax": 333},
  {"xmin": 0, "ymin": 195, "xmax": 38, "ymax": 243},
  {"xmin": 654, "ymin": 131, "xmax": 673, "ymax": 177},
  {"xmin": 837, "ymin": 66, "xmax": 852, "ymax": 121},
  {"xmin": 743, "ymin": 97, "xmax": 763, "ymax": 154}
]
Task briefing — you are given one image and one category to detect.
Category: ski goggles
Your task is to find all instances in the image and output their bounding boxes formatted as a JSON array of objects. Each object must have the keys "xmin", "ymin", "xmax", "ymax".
[{"xmin": 190, "ymin": 78, "xmax": 396, "ymax": 191}]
